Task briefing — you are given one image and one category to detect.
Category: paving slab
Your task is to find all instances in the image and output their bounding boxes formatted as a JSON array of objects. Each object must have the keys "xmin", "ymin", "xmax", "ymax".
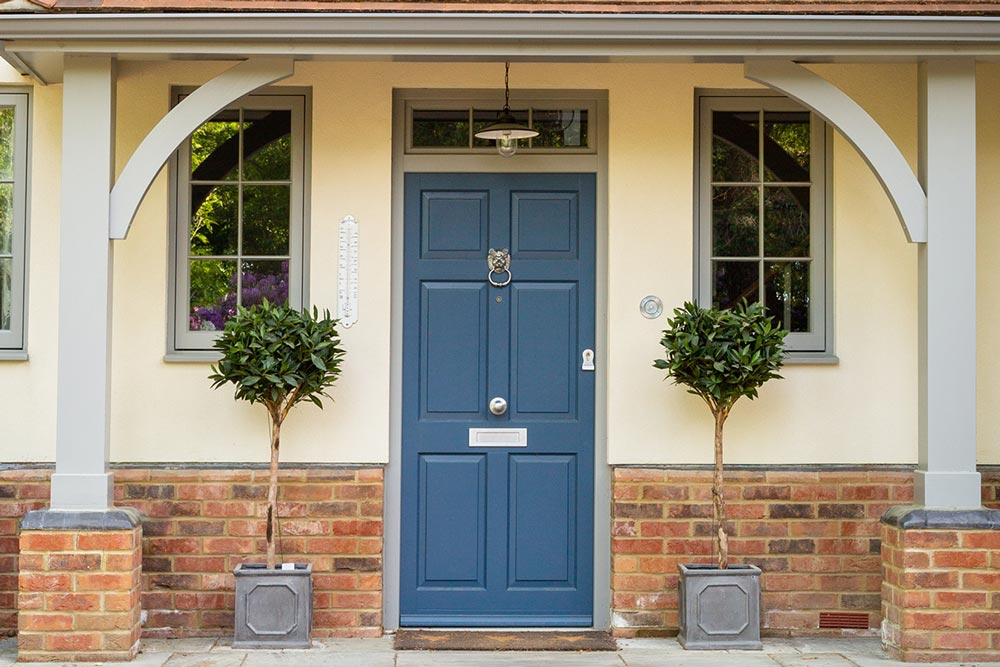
[
  {"xmin": 243, "ymin": 649, "xmax": 395, "ymax": 667},
  {"xmin": 397, "ymin": 650, "xmax": 625, "ymax": 667},
  {"xmin": 143, "ymin": 639, "xmax": 220, "ymax": 653},
  {"xmin": 616, "ymin": 639, "xmax": 685, "ymax": 652},
  {"xmin": 619, "ymin": 650, "xmax": 779, "ymax": 667},
  {"xmin": 314, "ymin": 637, "xmax": 396, "ymax": 653},
  {"xmin": 10, "ymin": 635, "xmax": 994, "ymax": 667},
  {"xmin": 163, "ymin": 651, "xmax": 249, "ymax": 667},
  {"xmin": 15, "ymin": 652, "xmax": 172, "ymax": 667},
  {"xmin": 786, "ymin": 638, "xmax": 882, "ymax": 657},
  {"xmin": 848, "ymin": 655, "xmax": 990, "ymax": 667},
  {"xmin": 770, "ymin": 654, "xmax": 857, "ymax": 667}
]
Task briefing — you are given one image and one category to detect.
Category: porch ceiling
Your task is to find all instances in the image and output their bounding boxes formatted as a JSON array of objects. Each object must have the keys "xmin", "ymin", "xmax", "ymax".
[{"xmin": 3, "ymin": 13, "xmax": 1000, "ymax": 83}]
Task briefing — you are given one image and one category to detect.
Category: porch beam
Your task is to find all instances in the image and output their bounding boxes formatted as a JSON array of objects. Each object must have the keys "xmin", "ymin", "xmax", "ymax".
[
  {"xmin": 744, "ymin": 59, "xmax": 927, "ymax": 243},
  {"xmin": 108, "ymin": 56, "xmax": 294, "ymax": 240},
  {"xmin": 50, "ymin": 55, "xmax": 116, "ymax": 511},
  {"xmin": 916, "ymin": 58, "xmax": 981, "ymax": 508}
]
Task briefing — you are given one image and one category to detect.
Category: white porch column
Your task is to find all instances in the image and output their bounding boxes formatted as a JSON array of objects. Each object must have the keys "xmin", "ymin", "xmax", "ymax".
[
  {"xmin": 50, "ymin": 55, "xmax": 116, "ymax": 511},
  {"xmin": 916, "ymin": 58, "xmax": 981, "ymax": 508}
]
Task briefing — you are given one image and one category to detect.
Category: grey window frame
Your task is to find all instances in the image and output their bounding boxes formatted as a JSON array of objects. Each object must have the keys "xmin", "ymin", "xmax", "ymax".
[
  {"xmin": 169, "ymin": 92, "xmax": 308, "ymax": 354},
  {"xmin": 696, "ymin": 92, "xmax": 832, "ymax": 356},
  {"xmin": 0, "ymin": 91, "xmax": 30, "ymax": 356}
]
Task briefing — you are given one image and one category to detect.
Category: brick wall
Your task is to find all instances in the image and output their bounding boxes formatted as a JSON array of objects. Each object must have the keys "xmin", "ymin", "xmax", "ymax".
[
  {"xmin": 0, "ymin": 466, "xmax": 383, "ymax": 639},
  {"xmin": 18, "ymin": 525, "xmax": 142, "ymax": 662},
  {"xmin": 2, "ymin": 464, "xmax": 1000, "ymax": 641},
  {"xmin": 882, "ymin": 523, "xmax": 1000, "ymax": 662},
  {"xmin": 611, "ymin": 467, "xmax": 970, "ymax": 638}
]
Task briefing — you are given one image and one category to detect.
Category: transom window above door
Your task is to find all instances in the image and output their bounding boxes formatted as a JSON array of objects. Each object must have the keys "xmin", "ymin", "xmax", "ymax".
[
  {"xmin": 406, "ymin": 105, "xmax": 594, "ymax": 153},
  {"xmin": 697, "ymin": 94, "xmax": 831, "ymax": 356}
]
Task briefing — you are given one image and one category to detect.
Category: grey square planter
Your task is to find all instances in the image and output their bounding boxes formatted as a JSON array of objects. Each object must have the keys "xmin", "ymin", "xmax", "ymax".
[
  {"xmin": 234, "ymin": 563, "xmax": 313, "ymax": 649},
  {"xmin": 677, "ymin": 563, "xmax": 762, "ymax": 650}
]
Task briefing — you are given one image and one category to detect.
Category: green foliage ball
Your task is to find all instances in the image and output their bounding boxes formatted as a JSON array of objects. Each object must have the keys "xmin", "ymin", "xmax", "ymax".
[
  {"xmin": 209, "ymin": 300, "xmax": 345, "ymax": 414},
  {"xmin": 654, "ymin": 300, "xmax": 787, "ymax": 414}
]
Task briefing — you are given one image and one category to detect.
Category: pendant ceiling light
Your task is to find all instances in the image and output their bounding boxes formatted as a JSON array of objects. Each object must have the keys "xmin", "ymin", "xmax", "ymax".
[{"xmin": 474, "ymin": 62, "xmax": 539, "ymax": 158}]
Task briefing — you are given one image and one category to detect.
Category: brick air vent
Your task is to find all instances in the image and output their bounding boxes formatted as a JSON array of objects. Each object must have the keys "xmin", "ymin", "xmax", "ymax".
[{"xmin": 819, "ymin": 612, "xmax": 870, "ymax": 629}]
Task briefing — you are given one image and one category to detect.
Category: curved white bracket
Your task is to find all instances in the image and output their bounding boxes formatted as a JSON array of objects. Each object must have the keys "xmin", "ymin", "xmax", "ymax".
[
  {"xmin": 745, "ymin": 60, "xmax": 927, "ymax": 244},
  {"xmin": 109, "ymin": 57, "xmax": 295, "ymax": 240}
]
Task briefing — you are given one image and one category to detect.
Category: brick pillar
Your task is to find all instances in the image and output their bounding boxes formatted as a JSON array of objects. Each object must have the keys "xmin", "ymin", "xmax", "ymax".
[
  {"xmin": 17, "ymin": 509, "xmax": 142, "ymax": 662},
  {"xmin": 881, "ymin": 507, "xmax": 1000, "ymax": 663}
]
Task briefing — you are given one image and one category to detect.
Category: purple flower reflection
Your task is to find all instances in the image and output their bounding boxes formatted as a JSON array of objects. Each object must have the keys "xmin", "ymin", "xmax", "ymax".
[{"xmin": 190, "ymin": 261, "xmax": 289, "ymax": 331}]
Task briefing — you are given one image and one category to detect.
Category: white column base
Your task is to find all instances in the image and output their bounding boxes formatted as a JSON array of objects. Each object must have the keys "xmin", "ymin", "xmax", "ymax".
[
  {"xmin": 50, "ymin": 472, "xmax": 114, "ymax": 511},
  {"xmin": 914, "ymin": 469, "xmax": 982, "ymax": 509}
]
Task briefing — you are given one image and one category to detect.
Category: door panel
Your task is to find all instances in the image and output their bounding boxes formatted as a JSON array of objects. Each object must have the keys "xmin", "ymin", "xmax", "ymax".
[
  {"xmin": 511, "ymin": 191, "xmax": 579, "ymax": 257},
  {"xmin": 401, "ymin": 172, "xmax": 596, "ymax": 627},
  {"xmin": 418, "ymin": 455, "xmax": 487, "ymax": 588},
  {"xmin": 509, "ymin": 454, "xmax": 577, "ymax": 587},
  {"xmin": 510, "ymin": 283, "xmax": 576, "ymax": 417},
  {"xmin": 421, "ymin": 283, "xmax": 487, "ymax": 416},
  {"xmin": 420, "ymin": 190, "xmax": 490, "ymax": 257}
]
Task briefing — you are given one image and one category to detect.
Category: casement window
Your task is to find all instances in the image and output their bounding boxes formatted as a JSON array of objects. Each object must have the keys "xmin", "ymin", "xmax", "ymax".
[
  {"xmin": 171, "ymin": 94, "xmax": 307, "ymax": 353},
  {"xmin": 0, "ymin": 93, "xmax": 29, "ymax": 356},
  {"xmin": 697, "ymin": 94, "xmax": 831, "ymax": 355}
]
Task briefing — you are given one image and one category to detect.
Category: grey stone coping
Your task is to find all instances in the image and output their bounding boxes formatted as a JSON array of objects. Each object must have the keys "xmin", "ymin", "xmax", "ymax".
[
  {"xmin": 20, "ymin": 507, "xmax": 142, "ymax": 531},
  {"xmin": 880, "ymin": 505, "xmax": 1000, "ymax": 530}
]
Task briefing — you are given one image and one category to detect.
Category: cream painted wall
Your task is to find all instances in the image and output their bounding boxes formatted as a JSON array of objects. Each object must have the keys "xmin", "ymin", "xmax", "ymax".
[
  {"xmin": 0, "ymin": 61, "xmax": 60, "ymax": 461},
  {"xmin": 6, "ymin": 58, "xmax": 992, "ymax": 465},
  {"xmin": 976, "ymin": 64, "xmax": 1000, "ymax": 465}
]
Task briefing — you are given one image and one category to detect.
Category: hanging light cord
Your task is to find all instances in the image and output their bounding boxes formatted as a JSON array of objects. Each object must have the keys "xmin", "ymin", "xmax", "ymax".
[{"xmin": 504, "ymin": 62, "xmax": 511, "ymax": 111}]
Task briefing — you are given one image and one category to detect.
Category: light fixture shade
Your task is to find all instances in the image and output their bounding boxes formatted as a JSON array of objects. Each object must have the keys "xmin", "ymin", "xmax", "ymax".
[{"xmin": 475, "ymin": 110, "xmax": 539, "ymax": 141}]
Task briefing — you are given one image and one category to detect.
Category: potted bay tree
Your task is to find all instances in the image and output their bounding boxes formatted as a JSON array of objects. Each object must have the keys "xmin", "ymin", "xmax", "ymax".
[
  {"xmin": 210, "ymin": 300, "xmax": 345, "ymax": 649},
  {"xmin": 654, "ymin": 300, "xmax": 786, "ymax": 650}
]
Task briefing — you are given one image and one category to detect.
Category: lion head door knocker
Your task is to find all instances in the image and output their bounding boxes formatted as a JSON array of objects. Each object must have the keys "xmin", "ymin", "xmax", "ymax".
[{"xmin": 487, "ymin": 248, "xmax": 512, "ymax": 287}]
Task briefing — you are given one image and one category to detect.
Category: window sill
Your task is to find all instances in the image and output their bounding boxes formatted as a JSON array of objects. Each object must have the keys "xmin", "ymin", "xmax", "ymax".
[
  {"xmin": 0, "ymin": 350, "xmax": 28, "ymax": 361},
  {"xmin": 163, "ymin": 351, "xmax": 222, "ymax": 364},
  {"xmin": 784, "ymin": 354, "xmax": 839, "ymax": 366}
]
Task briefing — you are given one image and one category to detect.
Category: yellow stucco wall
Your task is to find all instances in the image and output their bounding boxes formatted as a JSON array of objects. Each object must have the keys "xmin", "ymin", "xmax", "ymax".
[
  {"xmin": 3, "ymin": 59, "xmax": 995, "ymax": 465},
  {"xmin": 0, "ymin": 62, "xmax": 61, "ymax": 462}
]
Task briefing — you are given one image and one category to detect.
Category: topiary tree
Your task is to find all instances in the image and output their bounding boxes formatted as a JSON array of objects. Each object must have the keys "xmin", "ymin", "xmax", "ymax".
[
  {"xmin": 654, "ymin": 300, "xmax": 787, "ymax": 569},
  {"xmin": 209, "ymin": 300, "xmax": 345, "ymax": 569}
]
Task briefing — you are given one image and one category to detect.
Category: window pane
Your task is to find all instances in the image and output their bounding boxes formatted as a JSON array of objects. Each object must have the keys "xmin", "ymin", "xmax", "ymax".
[
  {"xmin": 712, "ymin": 187, "xmax": 759, "ymax": 257},
  {"xmin": 532, "ymin": 109, "xmax": 588, "ymax": 148},
  {"xmin": 190, "ymin": 184, "xmax": 238, "ymax": 256},
  {"xmin": 242, "ymin": 260, "xmax": 289, "ymax": 308},
  {"xmin": 713, "ymin": 261, "xmax": 759, "ymax": 310},
  {"xmin": 764, "ymin": 186, "xmax": 810, "ymax": 257},
  {"xmin": 189, "ymin": 259, "xmax": 237, "ymax": 332},
  {"xmin": 243, "ymin": 110, "xmax": 291, "ymax": 181},
  {"xmin": 242, "ymin": 185, "xmax": 290, "ymax": 256},
  {"xmin": 765, "ymin": 261, "xmax": 810, "ymax": 332},
  {"xmin": 0, "ymin": 257, "xmax": 10, "ymax": 330},
  {"xmin": 0, "ymin": 183, "xmax": 11, "ymax": 255},
  {"xmin": 712, "ymin": 111, "xmax": 759, "ymax": 183},
  {"xmin": 190, "ymin": 111, "xmax": 240, "ymax": 181},
  {"xmin": 0, "ymin": 107, "xmax": 13, "ymax": 181},
  {"xmin": 764, "ymin": 112, "xmax": 810, "ymax": 182},
  {"xmin": 412, "ymin": 110, "xmax": 470, "ymax": 148},
  {"xmin": 473, "ymin": 109, "xmax": 528, "ymax": 148}
]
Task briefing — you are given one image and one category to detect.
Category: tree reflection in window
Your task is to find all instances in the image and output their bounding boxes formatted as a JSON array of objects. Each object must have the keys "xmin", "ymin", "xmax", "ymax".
[
  {"xmin": 187, "ymin": 109, "xmax": 292, "ymax": 331},
  {"xmin": 710, "ymin": 110, "xmax": 812, "ymax": 333}
]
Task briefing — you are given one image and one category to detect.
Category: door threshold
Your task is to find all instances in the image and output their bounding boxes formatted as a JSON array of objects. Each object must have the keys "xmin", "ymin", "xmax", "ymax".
[{"xmin": 393, "ymin": 628, "xmax": 616, "ymax": 651}]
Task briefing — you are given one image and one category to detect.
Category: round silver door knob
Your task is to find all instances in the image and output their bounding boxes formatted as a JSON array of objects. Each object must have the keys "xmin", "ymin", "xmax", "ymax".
[{"xmin": 489, "ymin": 397, "xmax": 508, "ymax": 416}]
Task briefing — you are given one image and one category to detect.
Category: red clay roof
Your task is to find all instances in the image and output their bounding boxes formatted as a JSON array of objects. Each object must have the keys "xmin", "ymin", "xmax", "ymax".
[{"xmin": 22, "ymin": 0, "xmax": 1000, "ymax": 13}]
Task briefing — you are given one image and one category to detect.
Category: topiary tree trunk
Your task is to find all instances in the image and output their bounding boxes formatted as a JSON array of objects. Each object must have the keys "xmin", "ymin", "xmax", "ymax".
[
  {"xmin": 210, "ymin": 301, "xmax": 345, "ymax": 569},
  {"xmin": 655, "ymin": 300, "xmax": 786, "ymax": 569}
]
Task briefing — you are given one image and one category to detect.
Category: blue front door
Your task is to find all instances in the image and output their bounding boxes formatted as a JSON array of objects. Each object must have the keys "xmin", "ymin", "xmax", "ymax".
[{"xmin": 400, "ymin": 173, "xmax": 596, "ymax": 627}]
